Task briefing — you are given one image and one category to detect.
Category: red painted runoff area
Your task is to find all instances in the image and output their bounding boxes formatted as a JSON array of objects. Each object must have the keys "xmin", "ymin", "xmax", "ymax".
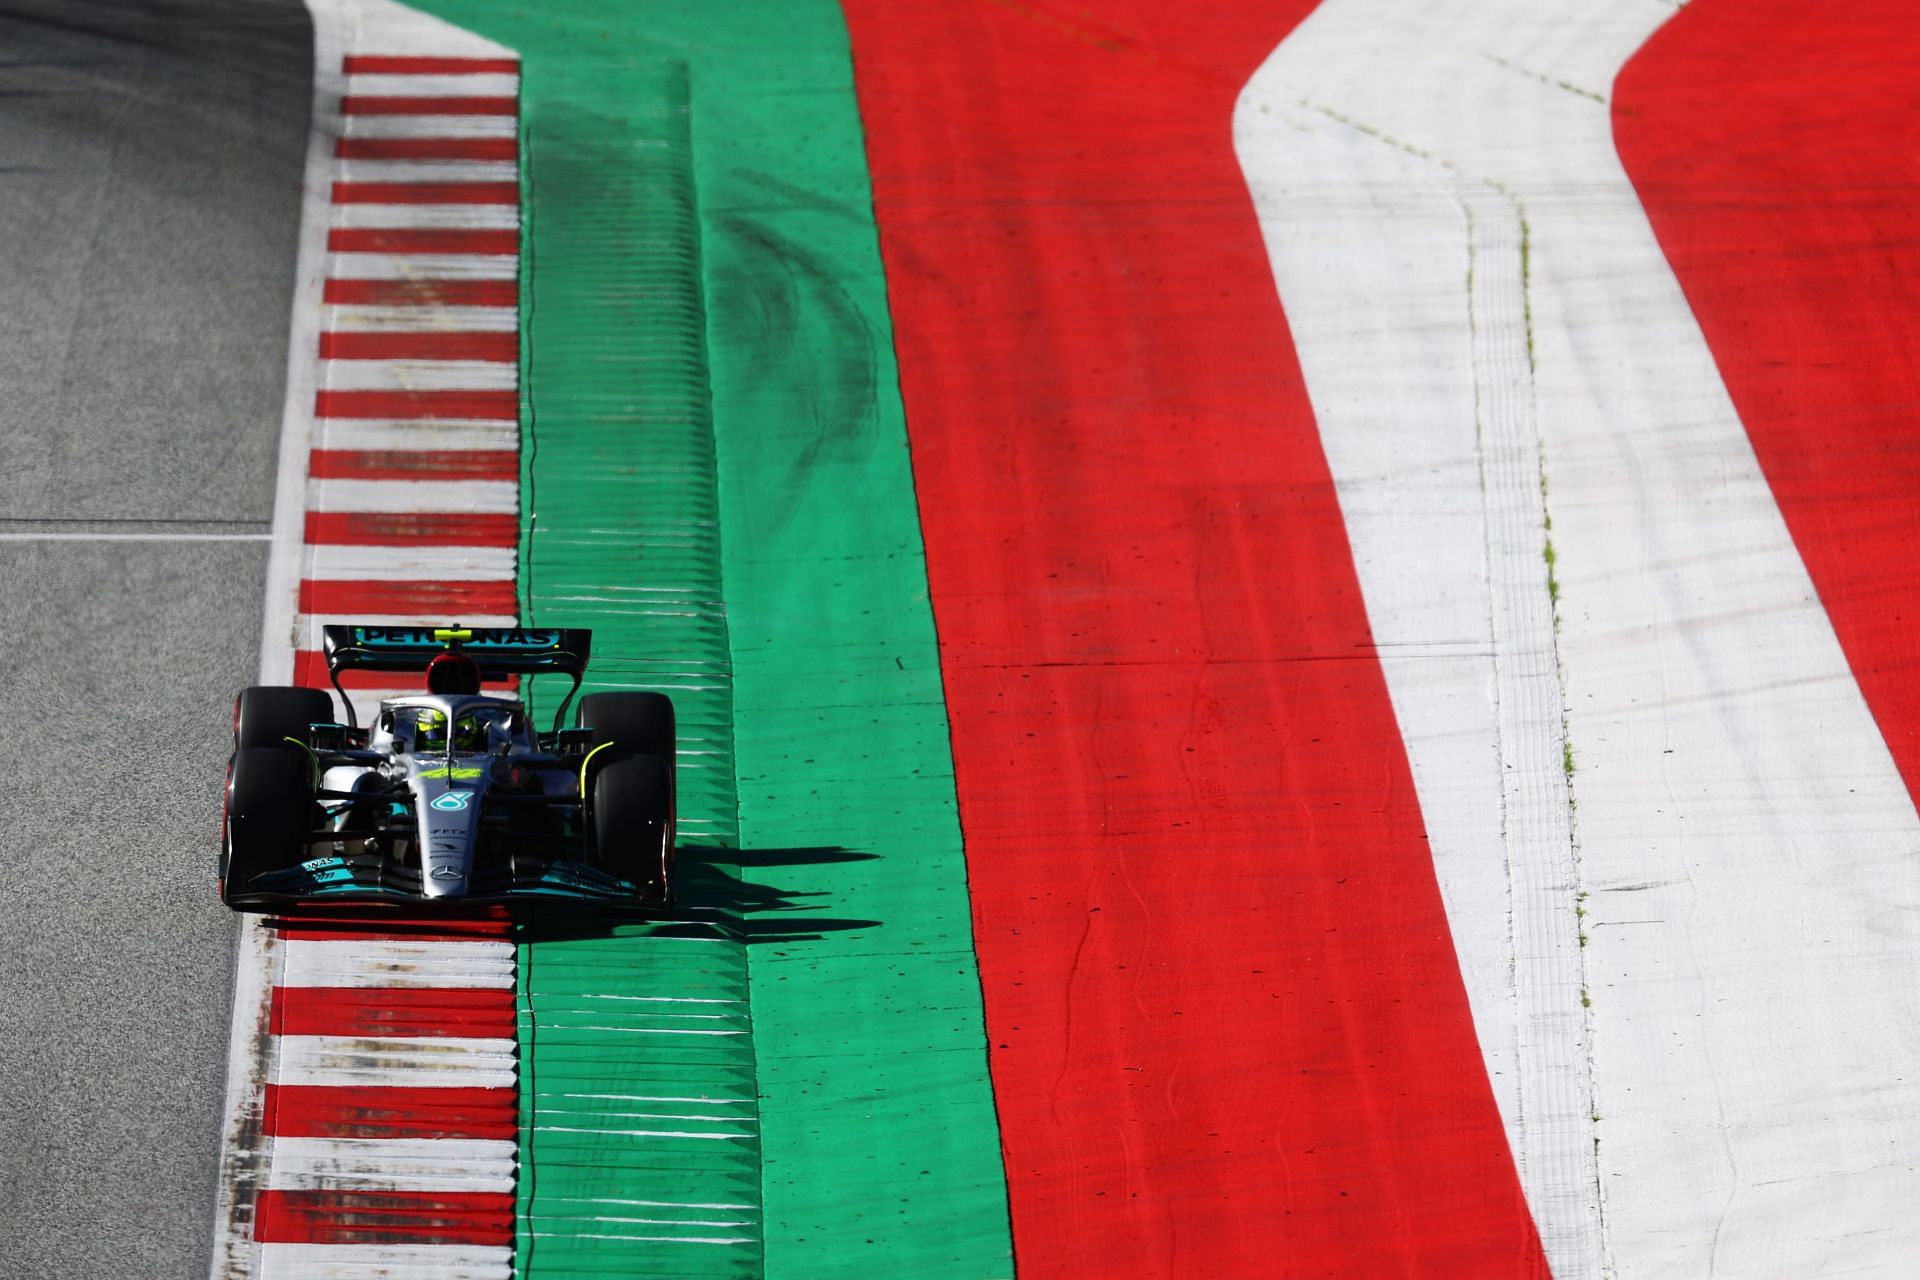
[
  {"xmin": 839, "ymin": 3, "xmax": 1545, "ymax": 1275},
  {"xmin": 1616, "ymin": 3, "xmax": 1920, "ymax": 799}
]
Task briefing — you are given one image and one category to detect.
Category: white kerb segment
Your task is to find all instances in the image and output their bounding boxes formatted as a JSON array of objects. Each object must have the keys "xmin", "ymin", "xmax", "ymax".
[
  {"xmin": 306, "ymin": 478, "xmax": 519, "ymax": 513},
  {"xmin": 308, "ymin": 544, "xmax": 517, "ymax": 580},
  {"xmin": 338, "ymin": 113, "xmax": 515, "ymax": 140},
  {"xmin": 281, "ymin": 938, "xmax": 517, "ymax": 989},
  {"xmin": 257, "ymin": 1243, "xmax": 511, "ymax": 1280},
  {"xmin": 324, "ymin": 253, "xmax": 519, "ymax": 281},
  {"xmin": 266, "ymin": 1138, "xmax": 517, "ymax": 1193},
  {"xmin": 1237, "ymin": 1, "xmax": 1920, "ymax": 1276},
  {"xmin": 330, "ymin": 204, "xmax": 518, "ymax": 231},
  {"xmin": 346, "ymin": 72, "xmax": 519, "ymax": 97},
  {"xmin": 313, "ymin": 422, "xmax": 519, "ymax": 451},
  {"xmin": 275, "ymin": 1036, "xmax": 517, "ymax": 1090},
  {"xmin": 317, "ymin": 360, "xmax": 517, "ymax": 392},
  {"xmin": 336, "ymin": 160, "xmax": 518, "ymax": 185},
  {"xmin": 325, "ymin": 302, "xmax": 518, "ymax": 330}
]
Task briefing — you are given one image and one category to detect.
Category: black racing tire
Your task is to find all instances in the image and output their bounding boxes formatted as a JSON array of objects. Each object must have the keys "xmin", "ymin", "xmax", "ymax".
[
  {"xmin": 222, "ymin": 746, "xmax": 313, "ymax": 900},
  {"xmin": 576, "ymin": 691, "xmax": 675, "ymax": 762},
  {"xmin": 234, "ymin": 685, "xmax": 336, "ymax": 750},
  {"xmin": 590, "ymin": 754, "xmax": 674, "ymax": 901}
]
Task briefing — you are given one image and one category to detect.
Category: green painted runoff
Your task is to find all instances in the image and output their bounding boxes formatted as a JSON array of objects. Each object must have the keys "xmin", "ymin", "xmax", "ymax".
[{"xmin": 403, "ymin": 2, "xmax": 1015, "ymax": 1276}]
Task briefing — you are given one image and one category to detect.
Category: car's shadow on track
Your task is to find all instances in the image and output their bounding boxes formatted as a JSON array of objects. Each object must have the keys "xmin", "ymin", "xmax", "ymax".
[{"xmin": 512, "ymin": 844, "xmax": 883, "ymax": 945}]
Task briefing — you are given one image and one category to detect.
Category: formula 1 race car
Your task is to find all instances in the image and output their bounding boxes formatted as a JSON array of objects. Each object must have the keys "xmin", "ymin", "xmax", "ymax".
[{"xmin": 220, "ymin": 625, "xmax": 675, "ymax": 912}]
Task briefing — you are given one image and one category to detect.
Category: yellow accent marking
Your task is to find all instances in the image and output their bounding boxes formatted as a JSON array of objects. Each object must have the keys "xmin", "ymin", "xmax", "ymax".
[
  {"xmin": 283, "ymin": 735, "xmax": 321, "ymax": 789},
  {"xmin": 580, "ymin": 741, "xmax": 616, "ymax": 797},
  {"xmin": 433, "ymin": 627, "xmax": 474, "ymax": 643}
]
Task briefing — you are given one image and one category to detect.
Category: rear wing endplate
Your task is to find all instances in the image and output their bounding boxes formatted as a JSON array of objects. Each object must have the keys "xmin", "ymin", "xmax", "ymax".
[{"xmin": 320, "ymin": 625, "xmax": 593, "ymax": 730}]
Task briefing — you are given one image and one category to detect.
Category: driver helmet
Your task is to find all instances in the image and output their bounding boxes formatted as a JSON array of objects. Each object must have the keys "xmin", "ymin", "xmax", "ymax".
[{"xmin": 427, "ymin": 650, "xmax": 483, "ymax": 695}]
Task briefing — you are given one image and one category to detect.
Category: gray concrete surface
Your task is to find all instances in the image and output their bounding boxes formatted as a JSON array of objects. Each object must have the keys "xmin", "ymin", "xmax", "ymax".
[{"xmin": 0, "ymin": 3, "xmax": 311, "ymax": 1277}]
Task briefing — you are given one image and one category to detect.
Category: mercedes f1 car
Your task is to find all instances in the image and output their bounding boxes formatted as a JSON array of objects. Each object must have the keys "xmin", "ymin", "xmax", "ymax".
[{"xmin": 220, "ymin": 626, "xmax": 676, "ymax": 912}]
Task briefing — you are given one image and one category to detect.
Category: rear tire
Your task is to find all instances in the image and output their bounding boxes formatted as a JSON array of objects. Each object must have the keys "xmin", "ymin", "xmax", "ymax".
[
  {"xmin": 234, "ymin": 685, "xmax": 335, "ymax": 750},
  {"xmin": 591, "ymin": 754, "xmax": 674, "ymax": 902},
  {"xmin": 577, "ymin": 691, "xmax": 675, "ymax": 761},
  {"xmin": 222, "ymin": 746, "xmax": 313, "ymax": 902}
]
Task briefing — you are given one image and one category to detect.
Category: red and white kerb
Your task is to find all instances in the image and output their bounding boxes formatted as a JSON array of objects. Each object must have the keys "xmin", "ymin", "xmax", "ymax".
[
  {"xmin": 295, "ymin": 51, "xmax": 522, "ymax": 726},
  {"xmin": 237, "ymin": 44, "xmax": 524, "ymax": 1280}
]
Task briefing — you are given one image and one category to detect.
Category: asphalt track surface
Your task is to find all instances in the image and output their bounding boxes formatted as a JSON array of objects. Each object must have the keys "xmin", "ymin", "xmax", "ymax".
[{"xmin": 0, "ymin": 3, "xmax": 309, "ymax": 1276}]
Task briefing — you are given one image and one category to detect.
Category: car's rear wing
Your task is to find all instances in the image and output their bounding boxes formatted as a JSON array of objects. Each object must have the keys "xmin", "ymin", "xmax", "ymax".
[{"xmin": 321, "ymin": 625, "xmax": 593, "ymax": 730}]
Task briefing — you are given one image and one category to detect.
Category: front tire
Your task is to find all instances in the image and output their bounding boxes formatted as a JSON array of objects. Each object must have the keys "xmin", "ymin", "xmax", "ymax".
[
  {"xmin": 590, "ymin": 754, "xmax": 674, "ymax": 903},
  {"xmin": 234, "ymin": 685, "xmax": 335, "ymax": 750},
  {"xmin": 222, "ymin": 746, "xmax": 313, "ymax": 903},
  {"xmin": 576, "ymin": 691, "xmax": 675, "ymax": 761}
]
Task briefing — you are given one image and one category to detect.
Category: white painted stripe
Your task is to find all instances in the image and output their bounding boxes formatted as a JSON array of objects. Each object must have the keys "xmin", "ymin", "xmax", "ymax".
[
  {"xmin": 1235, "ymin": 66, "xmax": 1588, "ymax": 1262},
  {"xmin": 308, "ymin": 477, "xmax": 518, "ymax": 514},
  {"xmin": 265, "ymin": 1137, "xmax": 515, "ymax": 1193},
  {"xmin": 307, "ymin": 544, "xmax": 516, "ymax": 580},
  {"xmin": 346, "ymin": 72, "xmax": 518, "ymax": 98},
  {"xmin": 274, "ymin": 1036, "xmax": 516, "ymax": 1090},
  {"xmin": 281, "ymin": 938, "xmax": 516, "ymax": 988},
  {"xmin": 330, "ymin": 203, "xmax": 517, "ymax": 230},
  {"xmin": 314, "ymin": 421, "xmax": 519, "ymax": 451},
  {"xmin": 337, "ymin": 159, "xmax": 518, "ymax": 185},
  {"xmin": 258, "ymin": 1242, "xmax": 511, "ymax": 1280},
  {"xmin": 326, "ymin": 253, "xmax": 516, "ymax": 280},
  {"xmin": 1241, "ymin": 2, "xmax": 1920, "ymax": 1276},
  {"xmin": 318, "ymin": 359, "xmax": 516, "ymax": 392},
  {"xmin": 324, "ymin": 304, "xmax": 517, "ymax": 331},
  {"xmin": 341, "ymin": 113, "xmax": 515, "ymax": 140}
]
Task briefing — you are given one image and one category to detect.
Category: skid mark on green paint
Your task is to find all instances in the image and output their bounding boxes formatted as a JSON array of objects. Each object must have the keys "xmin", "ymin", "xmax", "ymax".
[
  {"xmin": 407, "ymin": 2, "xmax": 1013, "ymax": 1274},
  {"xmin": 515, "ymin": 58, "xmax": 761, "ymax": 1277}
]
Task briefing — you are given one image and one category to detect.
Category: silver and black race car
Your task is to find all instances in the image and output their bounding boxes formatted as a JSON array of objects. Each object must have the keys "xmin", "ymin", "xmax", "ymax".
[{"xmin": 220, "ymin": 625, "xmax": 676, "ymax": 912}]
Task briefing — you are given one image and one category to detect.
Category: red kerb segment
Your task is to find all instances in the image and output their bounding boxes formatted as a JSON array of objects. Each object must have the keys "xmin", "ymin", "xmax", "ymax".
[
  {"xmin": 324, "ymin": 279, "xmax": 516, "ymax": 308},
  {"xmin": 314, "ymin": 390, "xmax": 517, "ymax": 421},
  {"xmin": 336, "ymin": 136, "xmax": 519, "ymax": 161},
  {"xmin": 1616, "ymin": 1, "xmax": 1920, "ymax": 799},
  {"xmin": 270, "ymin": 986, "xmax": 515, "ymax": 1039},
  {"xmin": 319, "ymin": 331, "xmax": 517, "ymax": 362},
  {"xmin": 342, "ymin": 56, "xmax": 520, "ymax": 74},
  {"xmin": 303, "ymin": 512, "xmax": 518, "ymax": 547},
  {"xmin": 299, "ymin": 579, "xmax": 519, "ymax": 617},
  {"xmin": 309, "ymin": 449, "xmax": 519, "ymax": 480},
  {"xmin": 274, "ymin": 913, "xmax": 514, "ymax": 942},
  {"xmin": 263, "ymin": 1084, "xmax": 517, "ymax": 1141},
  {"xmin": 839, "ymin": 2, "xmax": 1545, "ymax": 1275},
  {"xmin": 339, "ymin": 96, "xmax": 516, "ymax": 116},
  {"xmin": 253, "ymin": 1189, "xmax": 513, "ymax": 1245},
  {"xmin": 327, "ymin": 228, "xmax": 519, "ymax": 257},
  {"xmin": 331, "ymin": 181, "xmax": 518, "ymax": 205}
]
